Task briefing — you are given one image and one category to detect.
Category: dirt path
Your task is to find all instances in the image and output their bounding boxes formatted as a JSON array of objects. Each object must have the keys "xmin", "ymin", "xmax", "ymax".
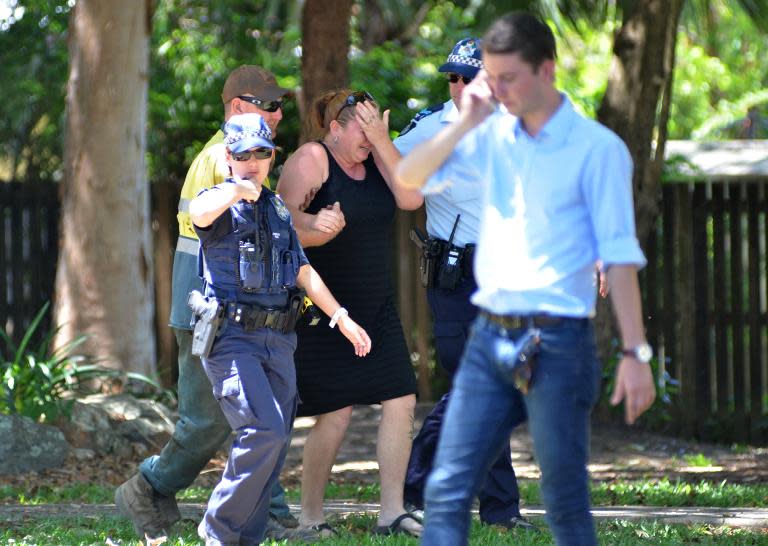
[
  {"xmin": 279, "ymin": 404, "xmax": 768, "ymax": 488},
  {"xmin": 1, "ymin": 404, "xmax": 766, "ymax": 497}
]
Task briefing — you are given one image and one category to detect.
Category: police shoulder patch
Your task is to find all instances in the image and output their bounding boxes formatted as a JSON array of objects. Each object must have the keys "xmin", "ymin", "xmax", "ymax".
[
  {"xmin": 398, "ymin": 102, "xmax": 445, "ymax": 137},
  {"xmin": 270, "ymin": 194, "xmax": 291, "ymax": 221}
]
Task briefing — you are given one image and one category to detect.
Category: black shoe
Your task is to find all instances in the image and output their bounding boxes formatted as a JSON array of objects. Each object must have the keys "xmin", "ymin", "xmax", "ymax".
[{"xmin": 489, "ymin": 515, "xmax": 538, "ymax": 531}]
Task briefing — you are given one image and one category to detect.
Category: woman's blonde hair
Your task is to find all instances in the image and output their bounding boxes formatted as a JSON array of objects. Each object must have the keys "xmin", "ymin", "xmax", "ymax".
[{"xmin": 306, "ymin": 89, "xmax": 377, "ymax": 141}]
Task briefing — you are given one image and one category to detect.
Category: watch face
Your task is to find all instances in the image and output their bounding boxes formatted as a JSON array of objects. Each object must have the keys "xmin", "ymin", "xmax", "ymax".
[{"xmin": 636, "ymin": 343, "xmax": 653, "ymax": 363}]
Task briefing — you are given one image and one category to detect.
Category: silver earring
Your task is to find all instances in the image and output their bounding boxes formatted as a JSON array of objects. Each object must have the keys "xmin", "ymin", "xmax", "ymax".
[{"xmin": 333, "ymin": 136, "xmax": 339, "ymax": 143}]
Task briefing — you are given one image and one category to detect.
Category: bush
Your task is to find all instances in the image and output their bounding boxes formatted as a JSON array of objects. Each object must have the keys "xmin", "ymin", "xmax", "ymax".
[{"xmin": 0, "ymin": 302, "xmax": 173, "ymax": 423}]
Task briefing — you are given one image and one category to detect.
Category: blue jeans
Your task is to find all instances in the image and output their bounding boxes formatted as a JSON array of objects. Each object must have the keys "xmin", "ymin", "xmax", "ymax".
[
  {"xmin": 421, "ymin": 314, "xmax": 601, "ymax": 546},
  {"xmin": 139, "ymin": 328, "xmax": 291, "ymax": 518}
]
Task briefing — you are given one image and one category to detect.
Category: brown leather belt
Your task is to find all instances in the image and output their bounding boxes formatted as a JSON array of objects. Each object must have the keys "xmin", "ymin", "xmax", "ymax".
[{"xmin": 480, "ymin": 310, "xmax": 567, "ymax": 330}]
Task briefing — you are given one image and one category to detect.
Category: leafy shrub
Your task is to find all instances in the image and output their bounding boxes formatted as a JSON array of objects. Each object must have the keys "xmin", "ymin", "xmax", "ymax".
[{"xmin": 0, "ymin": 302, "xmax": 174, "ymax": 423}]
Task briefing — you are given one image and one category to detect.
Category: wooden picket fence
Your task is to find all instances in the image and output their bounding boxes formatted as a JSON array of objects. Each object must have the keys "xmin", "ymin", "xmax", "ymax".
[
  {"xmin": 643, "ymin": 180, "xmax": 768, "ymax": 443},
  {"xmin": 0, "ymin": 182, "xmax": 59, "ymax": 350},
  {"xmin": 2, "ymin": 175, "xmax": 768, "ymax": 444}
]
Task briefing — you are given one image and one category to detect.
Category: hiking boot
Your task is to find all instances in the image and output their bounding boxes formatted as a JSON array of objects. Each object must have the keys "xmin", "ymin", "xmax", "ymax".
[{"xmin": 115, "ymin": 473, "xmax": 181, "ymax": 538}]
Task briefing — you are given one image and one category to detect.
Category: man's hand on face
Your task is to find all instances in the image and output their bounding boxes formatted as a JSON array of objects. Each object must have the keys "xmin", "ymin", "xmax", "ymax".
[{"xmin": 459, "ymin": 70, "xmax": 497, "ymax": 128}]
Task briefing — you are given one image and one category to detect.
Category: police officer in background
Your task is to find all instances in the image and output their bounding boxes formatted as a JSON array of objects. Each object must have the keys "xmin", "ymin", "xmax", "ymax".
[
  {"xmin": 116, "ymin": 66, "xmax": 307, "ymax": 541},
  {"xmin": 393, "ymin": 38, "xmax": 534, "ymax": 531},
  {"xmin": 191, "ymin": 112, "xmax": 371, "ymax": 545}
]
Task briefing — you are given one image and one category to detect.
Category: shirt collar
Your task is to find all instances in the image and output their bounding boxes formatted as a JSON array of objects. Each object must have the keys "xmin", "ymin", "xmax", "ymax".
[
  {"xmin": 513, "ymin": 93, "xmax": 574, "ymax": 144},
  {"xmin": 440, "ymin": 100, "xmax": 460, "ymax": 124}
]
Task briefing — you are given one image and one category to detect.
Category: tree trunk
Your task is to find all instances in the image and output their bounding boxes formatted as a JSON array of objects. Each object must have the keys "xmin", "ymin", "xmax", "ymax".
[
  {"xmin": 299, "ymin": 0, "xmax": 353, "ymax": 142},
  {"xmin": 54, "ymin": 0, "xmax": 155, "ymax": 377},
  {"xmin": 594, "ymin": 0, "xmax": 683, "ymax": 359}
]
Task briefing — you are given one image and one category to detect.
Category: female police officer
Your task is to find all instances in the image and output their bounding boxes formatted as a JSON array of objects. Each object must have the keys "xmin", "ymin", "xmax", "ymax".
[{"xmin": 189, "ymin": 112, "xmax": 371, "ymax": 545}]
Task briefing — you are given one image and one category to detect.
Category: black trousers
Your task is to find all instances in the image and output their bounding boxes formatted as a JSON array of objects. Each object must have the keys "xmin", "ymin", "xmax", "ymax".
[{"xmin": 404, "ymin": 276, "xmax": 522, "ymax": 523}]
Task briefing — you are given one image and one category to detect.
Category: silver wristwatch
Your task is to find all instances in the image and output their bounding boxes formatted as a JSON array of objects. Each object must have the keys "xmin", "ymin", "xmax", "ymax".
[{"xmin": 621, "ymin": 342, "xmax": 653, "ymax": 364}]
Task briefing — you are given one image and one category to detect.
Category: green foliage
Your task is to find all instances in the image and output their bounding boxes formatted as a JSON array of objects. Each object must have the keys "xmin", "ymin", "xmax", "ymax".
[
  {"xmin": 598, "ymin": 339, "xmax": 680, "ymax": 428},
  {"xmin": 0, "ymin": 483, "xmax": 115, "ymax": 505},
  {"xmin": 277, "ymin": 477, "xmax": 768, "ymax": 508},
  {"xmin": 672, "ymin": 3, "xmax": 768, "ymax": 139},
  {"xmin": 6, "ymin": 476, "xmax": 768, "ymax": 508},
  {"xmin": 553, "ymin": 18, "xmax": 614, "ymax": 119},
  {"xmin": 3, "ymin": 478, "xmax": 768, "ymax": 545},
  {"xmin": 281, "ymin": 481, "xmax": 382, "ymax": 503},
  {"xmin": 349, "ymin": 2, "xmax": 476, "ymax": 136},
  {"xmin": 3, "ymin": 0, "xmax": 768, "ymax": 186},
  {"xmin": 0, "ymin": 302, "xmax": 90, "ymax": 422},
  {"xmin": 149, "ymin": 0, "xmax": 303, "ymax": 181},
  {"xmin": 590, "ymin": 478, "xmax": 768, "ymax": 508},
  {"xmin": 0, "ymin": 302, "xmax": 175, "ymax": 422},
  {"xmin": 0, "ymin": 0, "xmax": 70, "ymax": 182},
  {"xmin": 682, "ymin": 453, "xmax": 715, "ymax": 468}
]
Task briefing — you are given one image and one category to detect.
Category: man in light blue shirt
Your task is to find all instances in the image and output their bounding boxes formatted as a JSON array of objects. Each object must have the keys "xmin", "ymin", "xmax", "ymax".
[
  {"xmin": 394, "ymin": 38, "xmax": 531, "ymax": 531},
  {"xmin": 397, "ymin": 12, "xmax": 656, "ymax": 546}
]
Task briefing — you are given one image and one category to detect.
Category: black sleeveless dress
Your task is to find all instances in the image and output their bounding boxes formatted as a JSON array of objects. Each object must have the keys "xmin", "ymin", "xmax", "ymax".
[{"xmin": 294, "ymin": 143, "xmax": 417, "ymax": 416}]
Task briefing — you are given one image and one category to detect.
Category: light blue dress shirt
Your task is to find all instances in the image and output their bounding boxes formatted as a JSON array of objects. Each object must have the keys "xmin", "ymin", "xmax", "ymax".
[
  {"xmin": 425, "ymin": 96, "xmax": 646, "ymax": 317},
  {"xmin": 394, "ymin": 100, "xmax": 482, "ymax": 247}
]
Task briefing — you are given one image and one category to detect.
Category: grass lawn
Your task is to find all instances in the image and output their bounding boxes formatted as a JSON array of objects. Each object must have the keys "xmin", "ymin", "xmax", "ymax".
[
  {"xmin": 1, "ymin": 513, "xmax": 767, "ymax": 545},
  {"xmin": 3, "ymin": 478, "xmax": 767, "ymax": 507},
  {"xmin": 1, "ymin": 478, "xmax": 767, "ymax": 545}
]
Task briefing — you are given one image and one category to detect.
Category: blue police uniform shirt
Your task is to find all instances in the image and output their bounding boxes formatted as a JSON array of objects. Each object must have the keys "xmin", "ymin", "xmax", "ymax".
[
  {"xmin": 194, "ymin": 182, "xmax": 309, "ymax": 309},
  {"xmin": 394, "ymin": 100, "xmax": 481, "ymax": 247},
  {"xmin": 425, "ymin": 95, "xmax": 646, "ymax": 318}
]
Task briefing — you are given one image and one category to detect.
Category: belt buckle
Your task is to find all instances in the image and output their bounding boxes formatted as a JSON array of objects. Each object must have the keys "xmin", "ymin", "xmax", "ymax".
[
  {"xmin": 506, "ymin": 316, "xmax": 525, "ymax": 329},
  {"xmin": 495, "ymin": 314, "xmax": 525, "ymax": 330}
]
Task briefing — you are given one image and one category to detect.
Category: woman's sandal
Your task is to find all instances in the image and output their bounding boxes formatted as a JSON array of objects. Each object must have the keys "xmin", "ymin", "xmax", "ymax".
[{"xmin": 373, "ymin": 512, "xmax": 423, "ymax": 537}]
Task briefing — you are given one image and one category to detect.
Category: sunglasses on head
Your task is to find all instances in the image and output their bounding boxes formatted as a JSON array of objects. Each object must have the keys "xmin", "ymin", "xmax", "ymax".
[
  {"xmin": 447, "ymin": 73, "xmax": 473, "ymax": 85},
  {"xmin": 231, "ymin": 148, "xmax": 273, "ymax": 161},
  {"xmin": 237, "ymin": 95, "xmax": 283, "ymax": 113},
  {"xmin": 335, "ymin": 90, "xmax": 375, "ymax": 119}
]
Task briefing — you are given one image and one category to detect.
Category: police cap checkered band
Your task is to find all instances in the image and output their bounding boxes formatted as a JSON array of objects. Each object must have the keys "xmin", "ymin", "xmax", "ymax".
[
  {"xmin": 222, "ymin": 113, "xmax": 275, "ymax": 153},
  {"xmin": 438, "ymin": 37, "xmax": 484, "ymax": 79},
  {"xmin": 445, "ymin": 54, "xmax": 484, "ymax": 69},
  {"xmin": 224, "ymin": 129, "xmax": 272, "ymax": 146}
]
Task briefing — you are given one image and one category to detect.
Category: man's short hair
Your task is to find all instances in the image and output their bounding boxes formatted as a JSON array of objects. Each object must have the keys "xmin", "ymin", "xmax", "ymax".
[{"xmin": 482, "ymin": 12, "xmax": 556, "ymax": 68}]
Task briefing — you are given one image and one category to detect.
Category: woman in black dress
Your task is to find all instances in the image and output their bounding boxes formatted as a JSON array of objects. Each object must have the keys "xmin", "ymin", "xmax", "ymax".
[{"xmin": 276, "ymin": 89, "xmax": 424, "ymax": 537}]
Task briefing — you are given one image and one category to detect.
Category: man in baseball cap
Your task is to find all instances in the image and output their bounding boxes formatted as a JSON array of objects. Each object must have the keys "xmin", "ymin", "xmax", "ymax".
[
  {"xmin": 115, "ymin": 65, "xmax": 309, "ymax": 541},
  {"xmin": 221, "ymin": 65, "xmax": 290, "ymax": 135}
]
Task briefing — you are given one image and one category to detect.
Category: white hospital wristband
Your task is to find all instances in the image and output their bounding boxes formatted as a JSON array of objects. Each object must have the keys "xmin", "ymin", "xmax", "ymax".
[{"xmin": 329, "ymin": 307, "xmax": 348, "ymax": 328}]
